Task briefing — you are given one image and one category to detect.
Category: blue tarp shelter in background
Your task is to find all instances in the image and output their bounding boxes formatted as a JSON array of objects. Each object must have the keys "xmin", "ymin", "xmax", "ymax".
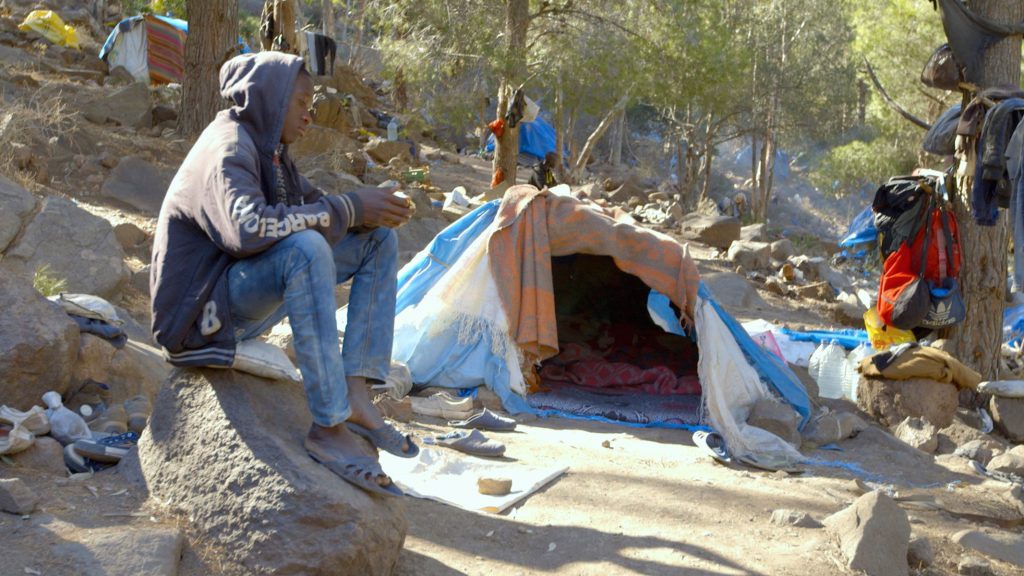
[
  {"xmin": 486, "ymin": 115, "xmax": 558, "ymax": 163},
  {"xmin": 734, "ymin": 145, "xmax": 790, "ymax": 181},
  {"xmin": 839, "ymin": 206, "xmax": 878, "ymax": 248},
  {"xmin": 389, "ymin": 202, "xmax": 811, "ymax": 428}
]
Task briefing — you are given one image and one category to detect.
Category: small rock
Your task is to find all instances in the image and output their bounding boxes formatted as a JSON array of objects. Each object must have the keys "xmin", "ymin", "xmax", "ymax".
[
  {"xmin": 832, "ymin": 301, "xmax": 864, "ymax": 327},
  {"xmin": 894, "ymin": 417, "xmax": 938, "ymax": 453},
  {"xmin": 478, "ymin": 477, "xmax": 512, "ymax": 496},
  {"xmin": 958, "ymin": 555, "xmax": 994, "ymax": 576},
  {"xmin": 678, "ymin": 214, "xmax": 741, "ymax": 250},
  {"xmin": 770, "ymin": 509, "xmax": 822, "ymax": 528},
  {"xmin": 727, "ymin": 241, "xmax": 771, "ymax": 271},
  {"xmin": 794, "ymin": 281, "xmax": 835, "ymax": 302},
  {"xmin": 770, "ymin": 238, "xmax": 794, "ymax": 261},
  {"xmin": 907, "ymin": 536, "xmax": 934, "ymax": 568},
  {"xmin": 952, "ymin": 439, "xmax": 1002, "ymax": 466},
  {"xmin": 989, "ymin": 396, "xmax": 1024, "ymax": 442},
  {"xmin": 747, "ymin": 399, "xmax": 801, "ymax": 447},
  {"xmin": 764, "ymin": 276, "xmax": 789, "ymax": 297},
  {"xmin": 984, "ymin": 452, "xmax": 1024, "ymax": 476},
  {"xmin": 10, "ymin": 436, "xmax": 66, "ymax": 476},
  {"xmin": 113, "ymin": 222, "xmax": 148, "ymax": 250},
  {"xmin": 0, "ymin": 478, "xmax": 39, "ymax": 515},
  {"xmin": 823, "ymin": 491, "xmax": 910, "ymax": 576},
  {"xmin": 953, "ymin": 530, "xmax": 1024, "ymax": 568},
  {"xmin": 52, "ymin": 527, "xmax": 184, "ymax": 576}
]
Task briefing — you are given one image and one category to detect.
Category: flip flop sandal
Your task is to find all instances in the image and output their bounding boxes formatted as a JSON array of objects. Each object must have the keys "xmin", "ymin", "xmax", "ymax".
[
  {"xmin": 692, "ymin": 430, "xmax": 732, "ymax": 464},
  {"xmin": 347, "ymin": 422, "xmax": 420, "ymax": 458},
  {"xmin": 306, "ymin": 450, "xmax": 404, "ymax": 498},
  {"xmin": 424, "ymin": 429, "xmax": 506, "ymax": 457},
  {"xmin": 0, "ymin": 405, "xmax": 50, "ymax": 436},
  {"xmin": 448, "ymin": 408, "xmax": 517, "ymax": 432}
]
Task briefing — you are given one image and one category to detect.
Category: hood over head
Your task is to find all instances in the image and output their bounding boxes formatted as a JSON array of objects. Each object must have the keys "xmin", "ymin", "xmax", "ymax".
[{"xmin": 219, "ymin": 51, "xmax": 305, "ymax": 155}]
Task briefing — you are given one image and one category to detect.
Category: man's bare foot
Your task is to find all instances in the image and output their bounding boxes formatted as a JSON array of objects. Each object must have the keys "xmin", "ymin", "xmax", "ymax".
[
  {"xmin": 346, "ymin": 376, "xmax": 412, "ymax": 454},
  {"xmin": 305, "ymin": 423, "xmax": 391, "ymax": 487}
]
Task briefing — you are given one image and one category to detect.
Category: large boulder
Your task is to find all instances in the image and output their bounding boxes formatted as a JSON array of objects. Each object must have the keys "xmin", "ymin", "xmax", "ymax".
[
  {"xmin": 99, "ymin": 156, "xmax": 173, "ymax": 214},
  {"xmin": 989, "ymin": 396, "xmax": 1024, "ymax": 442},
  {"xmin": 727, "ymin": 240, "xmax": 770, "ymax": 271},
  {"xmin": 952, "ymin": 530, "xmax": 1024, "ymax": 568},
  {"xmin": 823, "ymin": 491, "xmax": 910, "ymax": 576},
  {"xmin": 292, "ymin": 125, "xmax": 362, "ymax": 161},
  {"xmin": 52, "ymin": 527, "xmax": 184, "ymax": 576},
  {"xmin": 81, "ymin": 82, "xmax": 152, "ymax": 127},
  {"xmin": 0, "ymin": 262, "xmax": 79, "ymax": 410},
  {"xmin": 6, "ymin": 196, "xmax": 130, "ymax": 298},
  {"xmin": 123, "ymin": 369, "xmax": 406, "ymax": 575},
  {"xmin": 679, "ymin": 214, "xmax": 741, "ymax": 250},
  {"xmin": 986, "ymin": 446, "xmax": 1024, "ymax": 476},
  {"xmin": 312, "ymin": 90, "xmax": 356, "ymax": 134},
  {"xmin": 857, "ymin": 377, "xmax": 959, "ymax": 429},
  {"xmin": 740, "ymin": 223, "xmax": 766, "ymax": 242},
  {"xmin": 702, "ymin": 272, "xmax": 767, "ymax": 310},
  {"xmin": 71, "ymin": 336, "xmax": 170, "ymax": 407},
  {"xmin": 0, "ymin": 174, "xmax": 37, "ymax": 252},
  {"xmin": 606, "ymin": 174, "xmax": 647, "ymax": 204}
]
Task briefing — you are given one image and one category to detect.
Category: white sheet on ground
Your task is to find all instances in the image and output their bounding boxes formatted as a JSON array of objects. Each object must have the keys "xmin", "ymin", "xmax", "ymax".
[{"xmin": 379, "ymin": 448, "xmax": 568, "ymax": 514}]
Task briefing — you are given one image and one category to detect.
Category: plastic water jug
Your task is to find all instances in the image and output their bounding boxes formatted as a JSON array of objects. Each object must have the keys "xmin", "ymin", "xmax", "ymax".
[
  {"xmin": 812, "ymin": 341, "xmax": 847, "ymax": 399},
  {"xmin": 842, "ymin": 343, "xmax": 872, "ymax": 403},
  {"xmin": 387, "ymin": 118, "xmax": 398, "ymax": 141}
]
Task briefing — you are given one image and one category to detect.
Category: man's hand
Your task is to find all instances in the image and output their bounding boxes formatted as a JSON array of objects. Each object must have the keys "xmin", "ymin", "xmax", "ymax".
[{"xmin": 350, "ymin": 185, "xmax": 413, "ymax": 228}]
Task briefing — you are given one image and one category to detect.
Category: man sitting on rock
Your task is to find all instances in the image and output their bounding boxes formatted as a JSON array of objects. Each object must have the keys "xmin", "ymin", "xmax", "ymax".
[{"xmin": 150, "ymin": 52, "xmax": 417, "ymax": 497}]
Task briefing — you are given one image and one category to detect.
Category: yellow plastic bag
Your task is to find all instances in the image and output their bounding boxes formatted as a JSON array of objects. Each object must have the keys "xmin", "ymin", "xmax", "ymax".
[
  {"xmin": 864, "ymin": 308, "xmax": 916, "ymax": 350},
  {"xmin": 18, "ymin": 10, "xmax": 80, "ymax": 50}
]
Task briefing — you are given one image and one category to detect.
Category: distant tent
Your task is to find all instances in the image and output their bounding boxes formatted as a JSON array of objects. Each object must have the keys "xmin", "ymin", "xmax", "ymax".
[
  {"xmin": 99, "ymin": 14, "xmax": 188, "ymax": 84},
  {"xmin": 486, "ymin": 115, "xmax": 558, "ymax": 163},
  {"xmin": 351, "ymin": 186, "xmax": 811, "ymax": 466},
  {"xmin": 734, "ymin": 145, "xmax": 790, "ymax": 181},
  {"xmin": 839, "ymin": 206, "xmax": 877, "ymax": 248}
]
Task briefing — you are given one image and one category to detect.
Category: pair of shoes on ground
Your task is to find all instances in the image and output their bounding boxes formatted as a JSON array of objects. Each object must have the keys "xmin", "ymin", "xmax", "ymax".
[
  {"xmin": 65, "ymin": 432, "xmax": 140, "ymax": 473},
  {"xmin": 86, "ymin": 395, "xmax": 152, "ymax": 436},
  {"xmin": 424, "ymin": 429, "xmax": 506, "ymax": 457},
  {"xmin": 306, "ymin": 420, "xmax": 420, "ymax": 498},
  {"xmin": 410, "ymin": 392, "xmax": 473, "ymax": 419}
]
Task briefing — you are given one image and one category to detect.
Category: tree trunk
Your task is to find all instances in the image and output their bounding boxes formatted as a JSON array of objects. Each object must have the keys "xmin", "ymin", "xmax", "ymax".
[
  {"xmin": 609, "ymin": 109, "xmax": 625, "ymax": 166},
  {"xmin": 554, "ymin": 83, "xmax": 566, "ymax": 183},
  {"xmin": 180, "ymin": 0, "xmax": 239, "ymax": 139},
  {"xmin": 675, "ymin": 135, "xmax": 686, "ymax": 196},
  {"xmin": 699, "ymin": 112, "xmax": 714, "ymax": 204},
  {"xmin": 492, "ymin": 0, "xmax": 529, "ymax": 188},
  {"xmin": 479, "ymin": 96, "xmax": 489, "ymax": 153},
  {"xmin": 322, "ymin": 0, "xmax": 334, "ymax": 36},
  {"xmin": 571, "ymin": 94, "xmax": 630, "ymax": 180},
  {"xmin": 944, "ymin": 0, "xmax": 1022, "ymax": 379}
]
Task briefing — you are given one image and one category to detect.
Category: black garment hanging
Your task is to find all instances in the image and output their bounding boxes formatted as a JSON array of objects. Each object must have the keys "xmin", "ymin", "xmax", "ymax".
[{"xmin": 934, "ymin": 0, "xmax": 1024, "ymax": 84}]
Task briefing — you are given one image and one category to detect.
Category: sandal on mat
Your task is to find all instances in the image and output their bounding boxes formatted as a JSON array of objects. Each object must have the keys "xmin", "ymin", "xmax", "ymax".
[
  {"xmin": 306, "ymin": 449, "xmax": 403, "ymax": 498},
  {"xmin": 347, "ymin": 422, "xmax": 420, "ymax": 458}
]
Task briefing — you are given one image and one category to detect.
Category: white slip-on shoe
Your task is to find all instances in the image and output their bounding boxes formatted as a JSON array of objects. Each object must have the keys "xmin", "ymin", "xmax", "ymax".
[{"xmin": 410, "ymin": 392, "xmax": 473, "ymax": 419}]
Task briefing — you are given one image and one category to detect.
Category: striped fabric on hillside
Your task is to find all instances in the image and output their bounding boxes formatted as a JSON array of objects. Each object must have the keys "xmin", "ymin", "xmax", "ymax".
[{"xmin": 144, "ymin": 14, "xmax": 186, "ymax": 84}]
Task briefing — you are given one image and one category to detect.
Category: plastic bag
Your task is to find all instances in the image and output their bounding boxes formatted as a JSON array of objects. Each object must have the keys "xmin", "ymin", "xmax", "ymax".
[
  {"xmin": 42, "ymin": 391, "xmax": 91, "ymax": 445},
  {"xmin": 864, "ymin": 308, "xmax": 916, "ymax": 350},
  {"xmin": 18, "ymin": 10, "xmax": 79, "ymax": 49}
]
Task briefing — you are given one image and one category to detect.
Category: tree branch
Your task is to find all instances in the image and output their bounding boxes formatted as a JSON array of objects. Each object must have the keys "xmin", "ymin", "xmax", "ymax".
[{"xmin": 863, "ymin": 58, "xmax": 931, "ymax": 130}]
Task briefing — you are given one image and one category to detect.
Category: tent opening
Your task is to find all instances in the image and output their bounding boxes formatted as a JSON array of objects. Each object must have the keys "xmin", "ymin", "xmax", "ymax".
[{"xmin": 526, "ymin": 254, "xmax": 703, "ymax": 426}]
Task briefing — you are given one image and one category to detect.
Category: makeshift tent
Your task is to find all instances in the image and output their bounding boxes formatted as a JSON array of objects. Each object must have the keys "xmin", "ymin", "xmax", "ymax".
[
  {"xmin": 99, "ymin": 14, "xmax": 188, "ymax": 84},
  {"xmin": 485, "ymin": 115, "xmax": 558, "ymax": 163},
  {"xmin": 839, "ymin": 206, "xmax": 878, "ymax": 248},
  {"xmin": 355, "ymin": 186, "xmax": 811, "ymax": 465}
]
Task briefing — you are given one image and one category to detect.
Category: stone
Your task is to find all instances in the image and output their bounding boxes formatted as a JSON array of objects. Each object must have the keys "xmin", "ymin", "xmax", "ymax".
[
  {"xmin": 99, "ymin": 156, "xmax": 173, "ymax": 214},
  {"xmin": 121, "ymin": 369, "xmax": 406, "ymax": 575},
  {"xmin": 958, "ymin": 556, "xmax": 994, "ymax": 576},
  {"xmin": 740, "ymin": 223, "xmax": 766, "ymax": 242},
  {"xmin": 151, "ymin": 104, "xmax": 177, "ymax": 125},
  {"xmin": 0, "ymin": 478, "xmax": 38, "ymax": 515},
  {"xmin": 802, "ymin": 411, "xmax": 867, "ymax": 447},
  {"xmin": 953, "ymin": 439, "xmax": 1004, "ymax": 466},
  {"xmin": 81, "ymin": 82, "xmax": 152, "ymax": 127},
  {"xmin": 770, "ymin": 238, "xmax": 794, "ymax": 261},
  {"xmin": 823, "ymin": 491, "xmax": 910, "ymax": 576},
  {"xmin": 794, "ymin": 281, "xmax": 835, "ymax": 302},
  {"xmin": 365, "ymin": 138, "xmax": 413, "ymax": 165},
  {"xmin": 702, "ymin": 272, "xmax": 767, "ymax": 310},
  {"xmin": 113, "ymin": 222, "xmax": 149, "ymax": 251},
  {"xmin": 9, "ymin": 436, "xmax": 66, "ymax": 476},
  {"xmin": 6, "ymin": 196, "xmax": 130, "ymax": 298},
  {"xmin": 130, "ymin": 266, "xmax": 151, "ymax": 295},
  {"xmin": 989, "ymin": 396, "xmax": 1024, "ymax": 442},
  {"xmin": 791, "ymin": 255, "xmax": 829, "ymax": 283},
  {"xmin": 679, "ymin": 213, "xmax": 741, "ymax": 250},
  {"xmin": 857, "ymin": 378, "xmax": 959, "ymax": 429},
  {"xmin": 832, "ymin": 301, "xmax": 864, "ymax": 327},
  {"xmin": 70, "ymin": 337, "xmax": 170, "ymax": 408},
  {"xmin": 894, "ymin": 417, "xmax": 938, "ymax": 453},
  {"xmin": 770, "ymin": 509, "xmax": 822, "ymax": 528},
  {"xmin": 0, "ymin": 262, "xmax": 79, "ymax": 410},
  {"xmin": 764, "ymin": 276, "xmax": 789, "ymax": 297},
  {"xmin": 52, "ymin": 527, "xmax": 183, "ymax": 576},
  {"xmin": 907, "ymin": 536, "xmax": 934, "ymax": 568},
  {"xmin": 607, "ymin": 174, "xmax": 646, "ymax": 204},
  {"xmin": 747, "ymin": 398, "xmax": 801, "ymax": 447},
  {"xmin": 727, "ymin": 240, "xmax": 771, "ymax": 271},
  {"xmin": 291, "ymin": 125, "xmax": 362, "ymax": 161},
  {"xmin": 304, "ymin": 168, "xmax": 365, "ymax": 195},
  {"xmin": 986, "ymin": 452, "xmax": 1024, "ymax": 476},
  {"xmin": 953, "ymin": 530, "xmax": 1024, "ymax": 568},
  {"xmin": 0, "ymin": 174, "xmax": 37, "ymax": 252}
]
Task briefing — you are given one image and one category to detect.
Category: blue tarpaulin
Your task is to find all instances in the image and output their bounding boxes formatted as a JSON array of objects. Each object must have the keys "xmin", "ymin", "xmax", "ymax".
[
  {"xmin": 779, "ymin": 327, "xmax": 870, "ymax": 350},
  {"xmin": 839, "ymin": 206, "xmax": 877, "ymax": 248},
  {"xmin": 486, "ymin": 115, "xmax": 558, "ymax": 162}
]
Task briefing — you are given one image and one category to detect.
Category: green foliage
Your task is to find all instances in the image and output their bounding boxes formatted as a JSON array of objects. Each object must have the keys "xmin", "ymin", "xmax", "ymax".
[
  {"xmin": 121, "ymin": 0, "xmax": 186, "ymax": 18},
  {"xmin": 810, "ymin": 137, "xmax": 916, "ymax": 197},
  {"xmin": 33, "ymin": 265, "xmax": 67, "ymax": 297}
]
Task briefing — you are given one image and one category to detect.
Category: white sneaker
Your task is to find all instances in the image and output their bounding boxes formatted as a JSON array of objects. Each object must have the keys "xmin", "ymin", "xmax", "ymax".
[{"xmin": 410, "ymin": 392, "xmax": 473, "ymax": 419}]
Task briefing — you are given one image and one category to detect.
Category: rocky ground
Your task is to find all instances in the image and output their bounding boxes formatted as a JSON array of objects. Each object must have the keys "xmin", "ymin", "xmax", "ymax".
[{"xmin": 1, "ymin": 2, "xmax": 1023, "ymax": 575}]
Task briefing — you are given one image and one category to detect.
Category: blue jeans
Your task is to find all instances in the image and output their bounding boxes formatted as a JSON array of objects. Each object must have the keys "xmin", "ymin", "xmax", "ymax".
[{"xmin": 226, "ymin": 228, "xmax": 398, "ymax": 427}]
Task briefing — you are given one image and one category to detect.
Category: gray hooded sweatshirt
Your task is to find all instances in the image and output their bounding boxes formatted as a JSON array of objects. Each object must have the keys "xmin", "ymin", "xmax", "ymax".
[{"xmin": 150, "ymin": 52, "xmax": 363, "ymax": 366}]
